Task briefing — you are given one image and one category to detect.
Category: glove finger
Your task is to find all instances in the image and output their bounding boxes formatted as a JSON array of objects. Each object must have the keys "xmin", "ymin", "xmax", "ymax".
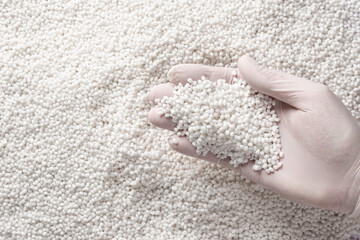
[
  {"xmin": 149, "ymin": 83, "xmax": 174, "ymax": 104},
  {"xmin": 148, "ymin": 107, "xmax": 176, "ymax": 130},
  {"xmin": 167, "ymin": 64, "xmax": 238, "ymax": 86},
  {"xmin": 167, "ymin": 134, "xmax": 262, "ymax": 184},
  {"xmin": 168, "ymin": 133, "xmax": 221, "ymax": 164}
]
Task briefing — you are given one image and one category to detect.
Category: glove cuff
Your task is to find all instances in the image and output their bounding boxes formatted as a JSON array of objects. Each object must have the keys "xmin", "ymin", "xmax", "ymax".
[
  {"xmin": 349, "ymin": 197, "xmax": 360, "ymax": 221},
  {"xmin": 349, "ymin": 153, "xmax": 360, "ymax": 221}
]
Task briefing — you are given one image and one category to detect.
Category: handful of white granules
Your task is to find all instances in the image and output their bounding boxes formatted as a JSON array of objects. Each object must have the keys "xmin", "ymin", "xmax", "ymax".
[{"xmin": 157, "ymin": 76, "xmax": 284, "ymax": 173}]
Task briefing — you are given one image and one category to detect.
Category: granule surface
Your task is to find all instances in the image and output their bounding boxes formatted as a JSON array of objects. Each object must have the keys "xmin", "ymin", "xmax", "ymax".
[
  {"xmin": 157, "ymin": 77, "xmax": 284, "ymax": 173},
  {"xmin": 0, "ymin": 0, "xmax": 359, "ymax": 239}
]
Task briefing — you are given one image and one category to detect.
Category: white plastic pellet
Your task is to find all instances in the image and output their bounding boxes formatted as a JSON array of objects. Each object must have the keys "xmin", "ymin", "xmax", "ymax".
[{"xmin": 157, "ymin": 77, "xmax": 284, "ymax": 173}]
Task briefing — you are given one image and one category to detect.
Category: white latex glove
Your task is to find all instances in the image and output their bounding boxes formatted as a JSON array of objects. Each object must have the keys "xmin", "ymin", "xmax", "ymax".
[{"xmin": 148, "ymin": 55, "xmax": 360, "ymax": 219}]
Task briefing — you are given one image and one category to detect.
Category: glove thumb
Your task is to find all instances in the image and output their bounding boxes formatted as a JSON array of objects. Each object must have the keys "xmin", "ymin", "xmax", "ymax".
[{"xmin": 237, "ymin": 55, "xmax": 320, "ymax": 110}]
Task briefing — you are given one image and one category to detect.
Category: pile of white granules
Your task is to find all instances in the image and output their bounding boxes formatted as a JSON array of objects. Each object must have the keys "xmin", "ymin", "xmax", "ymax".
[
  {"xmin": 157, "ymin": 76, "xmax": 284, "ymax": 173},
  {"xmin": 0, "ymin": 0, "xmax": 359, "ymax": 239}
]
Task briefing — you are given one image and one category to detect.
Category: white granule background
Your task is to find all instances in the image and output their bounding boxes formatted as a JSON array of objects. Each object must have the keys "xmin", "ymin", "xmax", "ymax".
[{"xmin": 0, "ymin": 0, "xmax": 359, "ymax": 239}]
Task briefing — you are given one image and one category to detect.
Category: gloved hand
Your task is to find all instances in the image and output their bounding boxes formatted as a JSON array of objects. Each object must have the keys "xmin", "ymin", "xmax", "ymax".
[{"xmin": 148, "ymin": 55, "xmax": 360, "ymax": 219}]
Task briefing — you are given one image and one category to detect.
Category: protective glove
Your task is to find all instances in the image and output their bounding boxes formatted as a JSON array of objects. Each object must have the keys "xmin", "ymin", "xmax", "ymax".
[{"xmin": 148, "ymin": 55, "xmax": 360, "ymax": 219}]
